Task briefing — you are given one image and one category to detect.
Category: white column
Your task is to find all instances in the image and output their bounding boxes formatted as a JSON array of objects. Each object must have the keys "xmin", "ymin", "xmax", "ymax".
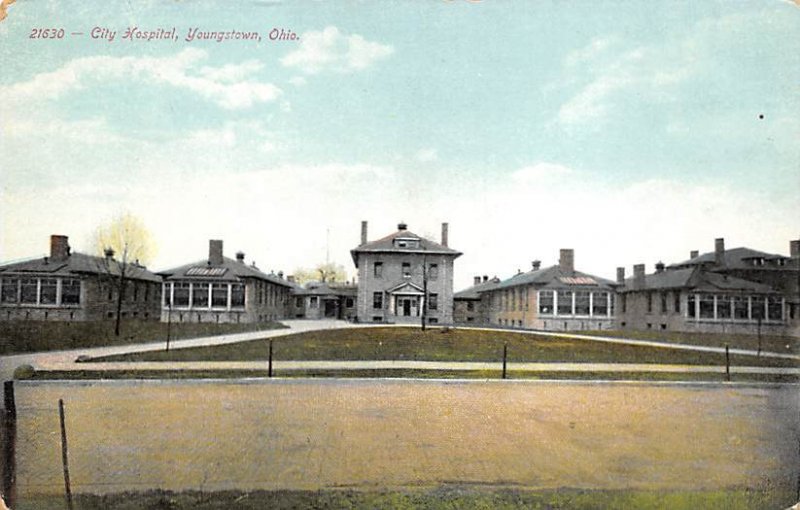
[
  {"xmin": 56, "ymin": 278, "xmax": 62, "ymax": 305},
  {"xmin": 188, "ymin": 283, "xmax": 194, "ymax": 310},
  {"xmin": 36, "ymin": 278, "xmax": 41, "ymax": 305},
  {"xmin": 694, "ymin": 293, "xmax": 700, "ymax": 319},
  {"xmin": 553, "ymin": 291, "xmax": 558, "ymax": 316},
  {"xmin": 170, "ymin": 283, "xmax": 174, "ymax": 308},
  {"xmin": 589, "ymin": 292, "xmax": 594, "ymax": 317},
  {"xmin": 571, "ymin": 292, "xmax": 576, "ymax": 316},
  {"xmin": 747, "ymin": 296, "xmax": 752, "ymax": 320},
  {"xmin": 607, "ymin": 292, "xmax": 612, "ymax": 317},
  {"xmin": 207, "ymin": 284, "xmax": 212, "ymax": 309},
  {"xmin": 227, "ymin": 284, "xmax": 232, "ymax": 311},
  {"xmin": 713, "ymin": 295, "xmax": 718, "ymax": 320}
]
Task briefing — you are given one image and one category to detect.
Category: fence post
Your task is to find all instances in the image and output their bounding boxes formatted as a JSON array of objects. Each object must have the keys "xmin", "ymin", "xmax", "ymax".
[
  {"xmin": 268, "ymin": 340, "xmax": 274, "ymax": 378},
  {"xmin": 502, "ymin": 344, "xmax": 508, "ymax": 380},
  {"xmin": 2, "ymin": 381, "xmax": 16, "ymax": 510},
  {"xmin": 725, "ymin": 344, "xmax": 730, "ymax": 382},
  {"xmin": 59, "ymin": 399, "xmax": 74, "ymax": 510}
]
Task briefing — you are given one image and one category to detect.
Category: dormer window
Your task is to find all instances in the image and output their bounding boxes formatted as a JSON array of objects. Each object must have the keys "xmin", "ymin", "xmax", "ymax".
[{"xmin": 394, "ymin": 238, "xmax": 419, "ymax": 249}]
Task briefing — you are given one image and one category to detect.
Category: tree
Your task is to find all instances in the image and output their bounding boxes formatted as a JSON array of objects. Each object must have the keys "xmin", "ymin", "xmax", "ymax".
[
  {"xmin": 292, "ymin": 262, "xmax": 348, "ymax": 285},
  {"xmin": 92, "ymin": 213, "xmax": 157, "ymax": 336}
]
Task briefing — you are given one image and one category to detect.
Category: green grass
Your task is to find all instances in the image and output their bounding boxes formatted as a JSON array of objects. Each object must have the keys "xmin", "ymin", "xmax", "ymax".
[
  {"xmin": 0, "ymin": 320, "xmax": 286, "ymax": 355},
  {"xmin": 91, "ymin": 327, "xmax": 799, "ymax": 368},
  {"xmin": 14, "ymin": 486, "xmax": 798, "ymax": 510},
  {"xmin": 582, "ymin": 328, "xmax": 798, "ymax": 354}
]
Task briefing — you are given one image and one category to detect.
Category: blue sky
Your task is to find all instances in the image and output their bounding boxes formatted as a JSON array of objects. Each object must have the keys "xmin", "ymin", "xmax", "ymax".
[{"xmin": 1, "ymin": 0, "xmax": 798, "ymax": 289}]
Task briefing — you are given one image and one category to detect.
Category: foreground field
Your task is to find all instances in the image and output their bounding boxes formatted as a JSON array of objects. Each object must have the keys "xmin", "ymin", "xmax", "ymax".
[
  {"xmin": 15, "ymin": 487, "xmax": 797, "ymax": 510},
  {"xmin": 582, "ymin": 329, "xmax": 798, "ymax": 355},
  {"xmin": 0, "ymin": 320, "xmax": 286, "ymax": 355},
  {"xmin": 92, "ymin": 327, "xmax": 799, "ymax": 368}
]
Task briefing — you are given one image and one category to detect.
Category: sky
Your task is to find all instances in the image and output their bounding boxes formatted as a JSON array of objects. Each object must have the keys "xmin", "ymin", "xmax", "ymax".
[{"xmin": 1, "ymin": 0, "xmax": 798, "ymax": 290}]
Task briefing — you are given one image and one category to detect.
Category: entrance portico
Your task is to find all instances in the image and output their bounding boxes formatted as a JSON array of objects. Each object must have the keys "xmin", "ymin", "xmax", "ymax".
[{"xmin": 388, "ymin": 281, "xmax": 424, "ymax": 321}]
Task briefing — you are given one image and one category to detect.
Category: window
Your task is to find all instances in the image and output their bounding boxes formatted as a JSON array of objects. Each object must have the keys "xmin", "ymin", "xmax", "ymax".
[
  {"xmin": 674, "ymin": 293, "xmax": 680, "ymax": 313},
  {"xmin": 699, "ymin": 294, "xmax": 714, "ymax": 319},
  {"xmin": 429, "ymin": 264, "xmax": 439, "ymax": 280},
  {"xmin": 132, "ymin": 283, "xmax": 139, "ymax": 302},
  {"xmin": 429, "ymin": 293, "xmax": 438, "ymax": 311},
  {"xmin": 467, "ymin": 301, "xmax": 475, "ymax": 312},
  {"xmin": 733, "ymin": 296, "xmax": 748, "ymax": 319},
  {"xmin": 575, "ymin": 291, "xmax": 590, "ymax": 315},
  {"xmin": 717, "ymin": 295, "xmax": 731, "ymax": 319},
  {"xmin": 192, "ymin": 283, "xmax": 209, "ymax": 308},
  {"xmin": 539, "ymin": 290, "xmax": 554, "ymax": 314},
  {"xmin": 751, "ymin": 296, "xmax": 765, "ymax": 320},
  {"xmin": 346, "ymin": 298, "xmax": 354, "ymax": 308},
  {"xmin": 1, "ymin": 279, "xmax": 18, "ymax": 303},
  {"xmin": 212, "ymin": 283, "xmax": 228, "ymax": 307},
  {"xmin": 557, "ymin": 290, "xmax": 573, "ymax": 315},
  {"xmin": 646, "ymin": 292, "xmax": 653, "ymax": 313},
  {"xmin": 767, "ymin": 297, "xmax": 782, "ymax": 321},
  {"xmin": 373, "ymin": 292, "xmax": 383, "ymax": 309},
  {"xmin": 295, "ymin": 297, "xmax": 303, "ymax": 307},
  {"xmin": 20, "ymin": 278, "xmax": 37, "ymax": 304},
  {"xmin": 660, "ymin": 293, "xmax": 667, "ymax": 314},
  {"xmin": 231, "ymin": 284, "xmax": 245, "ymax": 308},
  {"xmin": 620, "ymin": 294, "xmax": 626, "ymax": 314},
  {"xmin": 40, "ymin": 278, "xmax": 57, "ymax": 304},
  {"xmin": 402, "ymin": 262, "xmax": 411, "ymax": 278},
  {"xmin": 62, "ymin": 279, "xmax": 81, "ymax": 305},
  {"xmin": 592, "ymin": 292, "xmax": 608, "ymax": 316},
  {"xmin": 174, "ymin": 283, "xmax": 190, "ymax": 307},
  {"xmin": 374, "ymin": 262, "xmax": 383, "ymax": 278},
  {"xmin": 687, "ymin": 294, "xmax": 696, "ymax": 318},
  {"xmin": 310, "ymin": 296, "xmax": 318, "ymax": 308}
]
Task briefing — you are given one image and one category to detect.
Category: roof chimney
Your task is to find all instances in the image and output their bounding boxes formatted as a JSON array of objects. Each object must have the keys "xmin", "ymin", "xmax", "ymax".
[
  {"xmin": 690, "ymin": 250, "xmax": 699, "ymax": 259},
  {"xmin": 790, "ymin": 239, "xmax": 799, "ymax": 258},
  {"xmin": 361, "ymin": 220, "xmax": 368, "ymax": 245},
  {"xmin": 441, "ymin": 222, "xmax": 449, "ymax": 247},
  {"xmin": 532, "ymin": 260, "xmax": 541, "ymax": 271},
  {"xmin": 398, "ymin": 222, "xmax": 407, "ymax": 231},
  {"xmin": 714, "ymin": 238, "xmax": 725, "ymax": 265},
  {"xmin": 633, "ymin": 264, "xmax": 646, "ymax": 290},
  {"xmin": 559, "ymin": 249, "xmax": 574, "ymax": 274},
  {"xmin": 209, "ymin": 240, "xmax": 224, "ymax": 265},
  {"xmin": 474, "ymin": 276, "xmax": 482, "ymax": 286},
  {"xmin": 236, "ymin": 251, "xmax": 245, "ymax": 263},
  {"xmin": 278, "ymin": 270, "xmax": 284, "ymax": 279},
  {"xmin": 287, "ymin": 275, "xmax": 296, "ymax": 283},
  {"xmin": 50, "ymin": 235, "xmax": 70, "ymax": 261},
  {"xmin": 483, "ymin": 275, "xmax": 488, "ymax": 283},
  {"xmin": 104, "ymin": 247, "xmax": 115, "ymax": 260},
  {"xmin": 616, "ymin": 267, "xmax": 625, "ymax": 284},
  {"xmin": 655, "ymin": 261, "xmax": 665, "ymax": 273}
]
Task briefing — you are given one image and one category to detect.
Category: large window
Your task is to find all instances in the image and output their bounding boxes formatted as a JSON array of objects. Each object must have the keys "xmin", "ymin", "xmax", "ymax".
[
  {"xmin": 751, "ymin": 296, "xmax": 765, "ymax": 320},
  {"xmin": 660, "ymin": 293, "xmax": 667, "ymax": 314},
  {"xmin": 428, "ymin": 293, "xmax": 438, "ymax": 311},
  {"xmin": 309, "ymin": 296, "xmax": 318, "ymax": 308},
  {"xmin": 687, "ymin": 294, "xmax": 696, "ymax": 318},
  {"xmin": 717, "ymin": 295, "xmax": 731, "ymax": 319},
  {"xmin": 767, "ymin": 297, "xmax": 782, "ymax": 321},
  {"xmin": 212, "ymin": 283, "xmax": 228, "ymax": 307},
  {"xmin": 231, "ymin": 284, "xmax": 245, "ymax": 308},
  {"xmin": 61, "ymin": 279, "xmax": 81, "ymax": 305},
  {"xmin": 592, "ymin": 292, "xmax": 608, "ymax": 316},
  {"xmin": 20, "ymin": 278, "xmax": 37, "ymax": 304},
  {"xmin": 373, "ymin": 262, "xmax": 383, "ymax": 278},
  {"xmin": 733, "ymin": 296, "xmax": 748, "ymax": 319},
  {"xmin": 699, "ymin": 294, "xmax": 715, "ymax": 319},
  {"xmin": 193, "ymin": 283, "xmax": 209, "ymax": 308},
  {"xmin": 575, "ymin": 291, "xmax": 590, "ymax": 315},
  {"xmin": 1, "ymin": 279, "xmax": 18, "ymax": 303},
  {"xmin": 373, "ymin": 292, "xmax": 383, "ymax": 309},
  {"xmin": 174, "ymin": 283, "xmax": 190, "ymax": 307},
  {"xmin": 429, "ymin": 264, "xmax": 439, "ymax": 280},
  {"xmin": 557, "ymin": 290, "xmax": 573, "ymax": 315},
  {"xmin": 39, "ymin": 278, "xmax": 57, "ymax": 304}
]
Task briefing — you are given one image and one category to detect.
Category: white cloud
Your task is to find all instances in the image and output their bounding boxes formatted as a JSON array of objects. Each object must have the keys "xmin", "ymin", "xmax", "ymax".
[
  {"xmin": 2, "ymin": 48, "xmax": 281, "ymax": 110},
  {"xmin": 288, "ymin": 76, "xmax": 307, "ymax": 87},
  {"xmin": 511, "ymin": 162, "xmax": 573, "ymax": 184},
  {"xmin": 415, "ymin": 148, "xmax": 438, "ymax": 162},
  {"xmin": 281, "ymin": 26, "xmax": 394, "ymax": 74}
]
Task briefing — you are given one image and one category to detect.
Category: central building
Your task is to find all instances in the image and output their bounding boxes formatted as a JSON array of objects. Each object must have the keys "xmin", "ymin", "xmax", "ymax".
[{"xmin": 351, "ymin": 221, "xmax": 461, "ymax": 324}]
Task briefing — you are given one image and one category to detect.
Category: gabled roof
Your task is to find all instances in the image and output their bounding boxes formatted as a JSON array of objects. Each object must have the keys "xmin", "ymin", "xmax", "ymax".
[
  {"xmin": 351, "ymin": 228, "xmax": 461, "ymax": 266},
  {"xmin": 302, "ymin": 281, "xmax": 358, "ymax": 297},
  {"xmin": 669, "ymin": 247, "xmax": 790, "ymax": 270},
  {"xmin": 454, "ymin": 277, "xmax": 501, "ymax": 300},
  {"xmin": 620, "ymin": 266, "xmax": 777, "ymax": 293},
  {"xmin": 0, "ymin": 252, "xmax": 161, "ymax": 283},
  {"xmin": 488, "ymin": 265, "xmax": 616, "ymax": 292},
  {"xmin": 386, "ymin": 280, "xmax": 424, "ymax": 294},
  {"xmin": 158, "ymin": 257, "xmax": 292, "ymax": 288}
]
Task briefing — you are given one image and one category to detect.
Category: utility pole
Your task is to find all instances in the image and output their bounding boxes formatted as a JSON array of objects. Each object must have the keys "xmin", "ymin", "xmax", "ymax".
[{"xmin": 421, "ymin": 248, "xmax": 428, "ymax": 331}]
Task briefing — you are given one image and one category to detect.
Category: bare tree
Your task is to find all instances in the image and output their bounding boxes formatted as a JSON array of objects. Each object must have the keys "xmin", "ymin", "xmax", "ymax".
[
  {"xmin": 92, "ymin": 213, "xmax": 156, "ymax": 336},
  {"xmin": 292, "ymin": 262, "xmax": 348, "ymax": 285}
]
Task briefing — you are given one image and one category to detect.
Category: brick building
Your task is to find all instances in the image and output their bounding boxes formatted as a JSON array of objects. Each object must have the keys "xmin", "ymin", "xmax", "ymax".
[
  {"xmin": 158, "ymin": 240, "xmax": 292, "ymax": 323},
  {"xmin": 351, "ymin": 221, "xmax": 461, "ymax": 324},
  {"xmin": 453, "ymin": 275, "xmax": 500, "ymax": 324},
  {"xmin": 0, "ymin": 235, "xmax": 161, "ymax": 322},
  {"xmin": 476, "ymin": 249, "xmax": 617, "ymax": 331}
]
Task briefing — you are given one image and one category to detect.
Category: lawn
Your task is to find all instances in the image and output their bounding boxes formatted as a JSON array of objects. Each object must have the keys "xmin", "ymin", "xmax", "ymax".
[
  {"xmin": 0, "ymin": 320, "xmax": 286, "ymax": 355},
  {"xmin": 92, "ymin": 327, "xmax": 799, "ymax": 368},
  {"xmin": 581, "ymin": 328, "xmax": 798, "ymax": 354},
  {"xmin": 13, "ymin": 487, "xmax": 797, "ymax": 510}
]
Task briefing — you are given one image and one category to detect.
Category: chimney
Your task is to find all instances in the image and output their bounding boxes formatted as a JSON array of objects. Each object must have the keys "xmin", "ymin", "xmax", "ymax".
[
  {"xmin": 361, "ymin": 220, "xmax": 368, "ymax": 245},
  {"xmin": 474, "ymin": 276, "xmax": 481, "ymax": 286},
  {"xmin": 714, "ymin": 238, "xmax": 725, "ymax": 265},
  {"xmin": 790, "ymin": 239, "xmax": 799, "ymax": 258},
  {"xmin": 483, "ymin": 275, "xmax": 488, "ymax": 283},
  {"xmin": 287, "ymin": 275, "xmax": 296, "ymax": 283},
  {"xmin": 278, "ymin": 270, "xmax": 284, "ymax": 279},
  {"xmin": 236, "ymin": 251, "xmax": 245, "ymax": 263},
  {"xmin": 633, "ymin": 264, "xmax": 646, "ymax": 290},
  {"xmin": 559, "ymin": 249, "xmax": 574, "ymax": 274},
  {"xmin": 104, "ymin": 247, "xmax": 115, "ymax": 260},
  {"xmin": 441, "ymin": 222, "xmax": 449, "ymax": 247},
  {"xmin": 690, "ymin": 250, "xmax": 699, "ymax": 259},
  {"xmin": 532, "ymin": 260, "xmax": 541, "ymax": 271},
  {"xmin": 209, "ymin": 240, "xmax": 224, "ymax": 265},
  {"xmin": 616, "ymin": 267, "xmax": 625, "ymax": 284},
  {"xmin": 50, "ymin": 235, "xmax": 70, "ymax": 261},
  {"xmin": 655, "ymin": 261, "xmax": 665, "ymax": 273},
  {"xmin": 398, "ymin": 222, "xmax": 407, "ymax": 231}
]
